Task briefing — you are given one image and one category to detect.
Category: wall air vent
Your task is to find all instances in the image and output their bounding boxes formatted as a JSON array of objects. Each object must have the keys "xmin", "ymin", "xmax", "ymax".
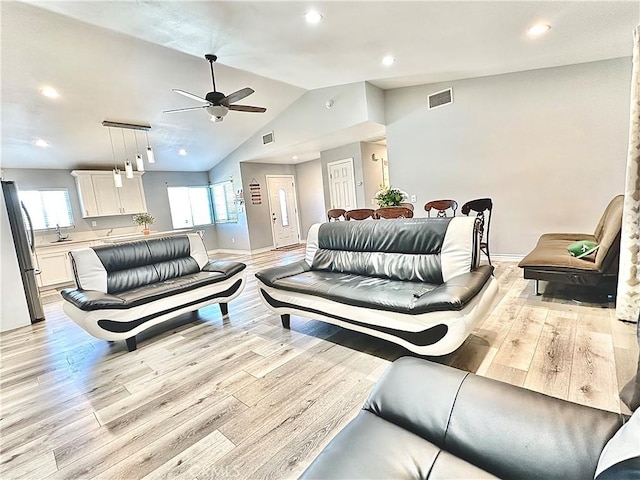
[
  {"xmin": 262, "ymin": 131, "xmax": 275, "ymax": 146},
  {"xmin": 427, "ymin": 88, "xmax": 453, "ymax": 110}
]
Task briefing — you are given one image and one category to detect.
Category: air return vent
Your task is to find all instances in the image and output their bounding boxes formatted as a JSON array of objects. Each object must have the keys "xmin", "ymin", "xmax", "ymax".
[
  {"xmin": 262, "ymin": 131, "xmax": 275, "ymax": 146},
  {"xmin": 427, "ymin": 88, "xmax": 453, "ymax": 110}
]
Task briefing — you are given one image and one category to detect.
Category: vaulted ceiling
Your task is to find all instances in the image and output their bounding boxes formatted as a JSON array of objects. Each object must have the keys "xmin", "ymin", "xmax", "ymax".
[{"xmin": 2, "ymin": 1, "xmax": 638, "ymax": 172}]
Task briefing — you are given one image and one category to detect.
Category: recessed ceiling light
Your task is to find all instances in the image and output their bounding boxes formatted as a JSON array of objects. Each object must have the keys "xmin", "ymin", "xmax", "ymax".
[
  {"xmin": 35, "ymin": 139, "xmax": 50, "ymax": 148},
  {"xmin": 178, "ymin": 149, "xmax": 187, "ymax": 156},
  {"xmin": 382, "ymin": 56, "xmax": 396, "ymax": 67},
  {"xmin": 292, "ymin": 155, "xmax": 298, "ymax": 160},
  {"xmin": 528, "ymin": 24, "xmax": 551, "ymax": 36},
  {"xmin": 40, "ymin": 86, "xmax": 59, "ymax": 98},
  {"xmin": 304, "ymin": 10, "xmax": 323, "ymax": 24}
]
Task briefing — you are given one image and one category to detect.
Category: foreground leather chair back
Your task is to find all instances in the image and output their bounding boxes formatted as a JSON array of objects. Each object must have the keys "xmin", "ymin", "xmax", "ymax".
[
  {"xmin": 301, "ymin": 357, "xmax": 627, "ymax": 480},
  {"xmin": 344, "ymin": 208, "xmax": 374, "ymax": 220},
  {"xmin": 424, "ymin": 199, "xmax": 458, "ymax": 217},
  {"xmin": 461, "ymin": 198, "xmax": 493, "ymax": 265}
]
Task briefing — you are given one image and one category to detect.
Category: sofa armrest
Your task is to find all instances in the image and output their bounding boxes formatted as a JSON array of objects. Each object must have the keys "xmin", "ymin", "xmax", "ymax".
[
  {"xmin": 413, "ymin": 265, "xmax": 493, "ymax": 311},
  {"xmin": 255, "ymin": 260, "xmax": 311, "ymax": 287},
  {"xmin": 364, "ymin": 357, "xmax": 624, "ymax": 480},
  {"xmin": 61, "ymin": 288, "xmax": 126, "ymax": 311},
  {"xmin": 202, "ymin": 260, "xmax": 246, "ymax": 277}
]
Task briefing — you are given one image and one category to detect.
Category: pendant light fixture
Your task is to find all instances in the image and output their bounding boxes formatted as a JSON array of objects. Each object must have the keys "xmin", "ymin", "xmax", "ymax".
[
  {"xmin": 108, "ymin": 127, "xmax": 123, "ymax": 188},
  {"xmin": 145, "ymin": 130, "xmax": 155, "ymax": 163},
  {"xmin": 103, "ymin": 121, "xmax": 153, "ymax": 178},
  {"xmin": 121, "ymin": 128, "xmax": 134, "ymax": 179},
  {"xmin": 133, "ymin": 131, "xmax": 144, "ymax": 172}
]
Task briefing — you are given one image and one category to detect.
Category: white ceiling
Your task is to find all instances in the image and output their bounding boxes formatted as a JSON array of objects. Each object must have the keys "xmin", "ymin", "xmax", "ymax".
[{"xmin": 2, "ymin": 1, "xmax": 638, "ymax": 172}]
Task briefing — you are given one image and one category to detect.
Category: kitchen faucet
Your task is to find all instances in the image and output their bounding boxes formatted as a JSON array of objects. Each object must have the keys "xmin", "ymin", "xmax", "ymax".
[{"xmin": 55, "ymin": 224, "xmax": 69, "ymax": 241}]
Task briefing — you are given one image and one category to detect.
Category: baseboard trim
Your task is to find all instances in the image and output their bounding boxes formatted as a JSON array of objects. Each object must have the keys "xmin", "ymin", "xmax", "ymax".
[
  {"xmin": 208, "ymin": 245, "xmax": 275, "ymax": 256},
  {"xmin": 492, "ymin": 254, "xmax": 525, "ymax": 263},
  {"xmin": 208, "ymin": 248, "xmax": 252, "ymax": 255}
]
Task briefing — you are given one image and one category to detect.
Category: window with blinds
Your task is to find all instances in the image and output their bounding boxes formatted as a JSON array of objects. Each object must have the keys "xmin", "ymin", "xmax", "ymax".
[
  {"xmin": 210, "ymin": 181, "xmax": 238, "ymax": 224},
  {"xmin": 19, "ymin": 189, "xmax": 74, "ymax": 230},
  {"xmin": 167, "ymin": 183, "xmax": 238, "ymax": 229},
  {"xmin": 167, "ymin": 186, "xmax": 214, "ymax": 229}
]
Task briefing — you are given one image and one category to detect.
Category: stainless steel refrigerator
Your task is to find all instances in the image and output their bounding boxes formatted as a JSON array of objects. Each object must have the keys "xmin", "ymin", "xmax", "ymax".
[{"xmin": 2, "ymin": 180, "xmax": 45, "ymax": 323}]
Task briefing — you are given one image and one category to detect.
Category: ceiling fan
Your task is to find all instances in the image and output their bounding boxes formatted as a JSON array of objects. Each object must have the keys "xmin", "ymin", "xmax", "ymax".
[{"xmin": 163, "ymin": 54, "xmax": 266, "ymax": 122}]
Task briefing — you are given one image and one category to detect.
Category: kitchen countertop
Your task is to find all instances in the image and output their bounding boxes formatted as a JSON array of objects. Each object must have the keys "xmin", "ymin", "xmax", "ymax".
[
  {"xmin": 35, "ymin": 229, "xmax": 195, "ymax": 249},
  {"xmin": 100, "ymin": 229, "xmax": 194, "ymax": 243}
]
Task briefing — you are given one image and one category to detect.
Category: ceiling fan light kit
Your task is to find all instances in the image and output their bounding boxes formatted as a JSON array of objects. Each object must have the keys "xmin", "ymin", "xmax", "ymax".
[
  {"xmin": 103, "ymin": 120, "xmax": 154, "ymax": 186},
  {"xmin": 163, "ymin": 54, "xmax": 266, "ymax": 122}
]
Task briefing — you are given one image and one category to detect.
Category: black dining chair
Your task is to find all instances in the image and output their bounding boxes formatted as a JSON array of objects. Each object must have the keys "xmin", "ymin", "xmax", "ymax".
[{"xmin": 461, "ymin": 198, "xmax": 493, "ymax": 265}]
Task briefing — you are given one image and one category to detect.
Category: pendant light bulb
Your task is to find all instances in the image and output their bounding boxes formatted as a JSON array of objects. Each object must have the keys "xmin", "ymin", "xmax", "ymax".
[
  {"xmin": 124, "ymin": 160, "xmax": 134, "ymax": 178},
  {"xmin": 145, "ymin": 130, "xmax": 155, "ymax": 163},
  {"xmin": 113, "ymin": 168, "xmax": 123, "ymax": 188},
  {"xmin": 146, "ymin": 146, "xmax": 155, "ymax": 164},
  {"xmin": 135, "ymin": 154, "xmax": 144, "ymax": 172}
]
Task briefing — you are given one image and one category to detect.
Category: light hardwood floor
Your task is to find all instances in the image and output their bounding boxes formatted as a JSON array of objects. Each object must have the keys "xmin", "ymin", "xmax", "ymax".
[{"xmin": 1, "ymin": 247, "xmax": 637, "ymax": 479}]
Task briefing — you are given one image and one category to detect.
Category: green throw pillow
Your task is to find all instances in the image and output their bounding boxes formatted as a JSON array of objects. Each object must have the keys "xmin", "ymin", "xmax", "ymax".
[{"xmin": 567, "ymin": 240, "xmax": 599, "ymax": 259}]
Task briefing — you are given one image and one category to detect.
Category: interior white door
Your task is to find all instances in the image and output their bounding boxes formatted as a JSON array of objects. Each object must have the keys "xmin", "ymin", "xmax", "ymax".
[
  {"xmin": 266, "ymin": 175, "xmax": 300, "ymax": 249},
  {"xmin": 328, "ymin": 158, "xmax": 356, "ymax": 210}
]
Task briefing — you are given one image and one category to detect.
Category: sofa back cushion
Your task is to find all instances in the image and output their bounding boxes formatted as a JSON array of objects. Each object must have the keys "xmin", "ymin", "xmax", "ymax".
[
  {"xmin": 69, "ymin": 233, "xmax": 208, "ymax": 294},
  {"xmin": 306, "ymin": 217, "xmax": 478, "ymax": 283},
  {"xmin": 593, "ymin": 195, "xmax": 623, "ymax": 273}
]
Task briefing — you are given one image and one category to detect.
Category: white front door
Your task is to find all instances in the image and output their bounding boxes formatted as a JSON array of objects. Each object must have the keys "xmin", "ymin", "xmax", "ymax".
[
  {"xmin": 266, "ymin": 175, "xmax": 300, "ymax": 249},
  {"xmin": 328, "ymin": 158, "xmax": 356, "ymax": 210}
]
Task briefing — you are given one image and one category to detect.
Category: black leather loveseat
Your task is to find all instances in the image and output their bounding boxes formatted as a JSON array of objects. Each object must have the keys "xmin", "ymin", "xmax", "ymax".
[
  {"xmin": 256, "ymin": 217, "xmax": 498, "ymax": 356},
  {"xmin": 302, "ymin": 357, "xmax": 638, "ymax": 480},
  {"xmin": 61, "ymin": 233, "xmax": 246, "ymax": 351}
]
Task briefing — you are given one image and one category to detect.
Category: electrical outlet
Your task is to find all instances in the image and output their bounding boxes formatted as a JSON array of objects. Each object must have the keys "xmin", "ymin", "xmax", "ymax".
[
  {"xmin": 410, "ymin": 195, "xmax": 417, "ymax": 202},
  {"xmin": 371, "ymin": 198, "xmax": 376, "ymax": 205},
  {"xmin": 91, "ymin": 221, "xmax": 97, "ymax": 227},
  {"xmin": 231, "ymin": 237, "xmax": 235, "ymax": 244}
]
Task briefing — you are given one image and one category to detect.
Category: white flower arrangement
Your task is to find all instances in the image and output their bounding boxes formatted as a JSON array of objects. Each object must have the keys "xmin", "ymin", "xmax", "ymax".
[{"xmin": 374, "ymin": 185, "xmax": 407, "ymax": 207}]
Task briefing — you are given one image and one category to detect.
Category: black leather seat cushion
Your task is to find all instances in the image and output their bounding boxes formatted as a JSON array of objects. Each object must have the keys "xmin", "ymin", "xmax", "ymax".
[
  {"xmin": 62, "ymin": 260, "xmax": 245, "ymax": 311},
  {"xmin": 256, "ymin": 261, "xmax": 493, "ymax": 314}
]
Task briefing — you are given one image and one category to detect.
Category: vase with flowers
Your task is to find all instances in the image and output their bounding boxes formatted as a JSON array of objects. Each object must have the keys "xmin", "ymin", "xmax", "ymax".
[
  {"xmin": 374, "ymin": 185, "xmax": 407, "ymax": 207},
  {"xmin": 133, "ymin": 212, "xmax": 155, "ymax": 235}
]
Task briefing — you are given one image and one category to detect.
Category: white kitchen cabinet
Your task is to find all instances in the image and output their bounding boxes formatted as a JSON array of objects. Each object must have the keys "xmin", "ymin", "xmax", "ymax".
[
  {"xmin": 35, "ymin": 240, "xmax": 95, "ymax": 288},
  {"xmin": 36, "ymin": 249, "xmax": 73, "ymax": 287},
  {"xmin": 71, "ymin": 170, "xmax": 147, "ymax": 218}
]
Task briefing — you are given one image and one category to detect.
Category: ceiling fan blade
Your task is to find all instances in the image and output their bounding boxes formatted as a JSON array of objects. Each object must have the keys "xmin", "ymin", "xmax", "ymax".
[
  {"xmin": 228, "ymin": 104, "xmax": 267, "ymax": 113},
  {"xmin": 220, "ymin": 87, "xmax": 254, "ymax": 106},
  {"xmin": 163, "ymin": 105, "xmax": 208, "ymax": 114},
  {"xmin": 173, "ymin": 89, "xmax": 208, "ymax": 103}
]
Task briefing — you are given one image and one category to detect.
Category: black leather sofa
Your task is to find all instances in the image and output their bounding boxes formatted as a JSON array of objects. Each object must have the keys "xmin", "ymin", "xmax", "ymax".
[
  {"xmin": 256, "ymin": 217, "xmax": 498, "ymax": 356},
  {"xmin": 302, "ymin": 357, "xmax": 638, "ymax": 480},
  {"xmin": 61, "ymin": 233, "xmax": 246, "ymax": 351}
]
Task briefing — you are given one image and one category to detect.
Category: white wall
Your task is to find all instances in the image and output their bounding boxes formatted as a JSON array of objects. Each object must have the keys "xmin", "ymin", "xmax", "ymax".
[
  {"xmin": 220, "ymin": 82, "xmax": 370, "ymax": 165},
  {"xmin": 360, "ymin": 142, "xmax": 388, "ymax": 207},
  {"xmin": 385, "ymin": 58, "xmax": 632, "ymax": 256},
  {"xmin": 295, "ymin": 158, "xmax": 325, "ymax": 238}
]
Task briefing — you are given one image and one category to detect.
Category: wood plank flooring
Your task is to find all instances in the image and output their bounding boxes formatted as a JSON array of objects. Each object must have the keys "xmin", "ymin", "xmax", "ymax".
[{"xmin": 1, "ymin": 247, "xmax": 637, "ymax": 479}]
